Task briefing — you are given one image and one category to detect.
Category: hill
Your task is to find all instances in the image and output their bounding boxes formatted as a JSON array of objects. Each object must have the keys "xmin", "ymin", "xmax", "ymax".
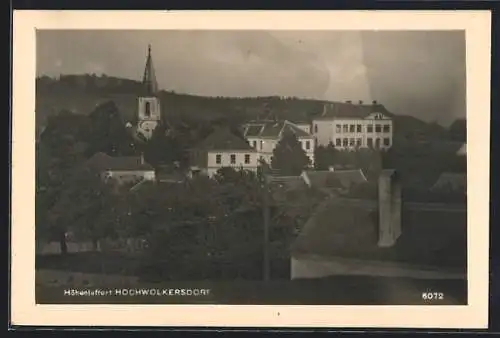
[{"xmin": 36, "ymin": 74, "xmax": 449, "ymax": 142}]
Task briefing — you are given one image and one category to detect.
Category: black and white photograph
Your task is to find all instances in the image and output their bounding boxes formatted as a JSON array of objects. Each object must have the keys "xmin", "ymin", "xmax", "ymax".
[{"xmin": 11, "ymin": 10, "xmax": 490, "ymax": 328}]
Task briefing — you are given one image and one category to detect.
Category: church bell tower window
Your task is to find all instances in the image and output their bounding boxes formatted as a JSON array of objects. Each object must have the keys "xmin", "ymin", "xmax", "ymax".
[{"xmin": 145, "ymin": 101, "xmax": 151, "ymax": 118}]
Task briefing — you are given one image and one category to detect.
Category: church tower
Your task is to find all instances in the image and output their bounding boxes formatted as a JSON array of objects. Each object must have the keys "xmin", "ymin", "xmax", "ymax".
[{"xmin": 137, "ymin": 44, "xmax": 161, "ymax": 140}]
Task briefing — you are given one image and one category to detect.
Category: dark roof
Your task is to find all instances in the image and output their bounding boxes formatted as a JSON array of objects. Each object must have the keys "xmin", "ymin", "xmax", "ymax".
[
  {"xmin": 86, "ymin": 152, "xmax": 154, "ymax": 171},
  {"xmin": 303, "ymin": 169, "xmax": 367, "ymax": 189},
  {"xmin": 268, "ymin": 175, "xmax": 308, "ymax": 190},
  {"xmin": 313, "ymin": 102, "xmax": 391, "ymax": 120},
  {"xmin": 195, "ymin": 128, "xmax": 255, "ymax": 151},
  {"xmin": 291, "ymin": 197, "xmax": 467, "ymax": 271},
  {"xmin": 244, "ymin": 120, "xmax": 311, "ymax": 139}
]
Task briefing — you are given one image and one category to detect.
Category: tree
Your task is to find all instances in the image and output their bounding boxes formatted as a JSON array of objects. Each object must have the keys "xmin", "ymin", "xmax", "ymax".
[
  {"xmin": 48, "ymin": 169, "xmax": 117, "ymax": 253},
  {"xmin": 39, "ymin": 110, "xmax": 90, "ymax": 172},
  {"xmin": 143, "ymin": 124, "xmax": 183, "ymax": 166},
  {"xmin": 85, "ymin": 101, "xmax": 137, "ymax": 157},
  {"xmin": 314, "ymin": 143, "xmax": 337, "ymax": 170},
  {"xmin": 271, "ymin": 130, "xmax": 311, "ymax": 175}
]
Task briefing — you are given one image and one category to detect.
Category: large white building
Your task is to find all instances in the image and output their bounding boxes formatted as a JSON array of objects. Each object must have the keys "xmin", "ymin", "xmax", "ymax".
[
  {"xmin": 242, "ymin": 120, "xmax": 315, "ymax": 166},
  {"xmin": 312, "ymin": 102, "xmax": 394, "ymax": 150}
]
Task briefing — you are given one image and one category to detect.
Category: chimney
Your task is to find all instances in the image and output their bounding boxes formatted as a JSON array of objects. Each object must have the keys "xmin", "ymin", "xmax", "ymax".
[
  {"xmin": 372, "ymin": 100, "xmax": 378, "ymax": 105},
  {"xmin": 346, "ymin": 100, "xmax": 352, "ymax": 104},
  {"xmin": 358, "ymin": 100, "xmax": 364, "ymax": 105},
  {"xmin": 377, "ymin": 170, "xmax": 402, "ymax": 247}
]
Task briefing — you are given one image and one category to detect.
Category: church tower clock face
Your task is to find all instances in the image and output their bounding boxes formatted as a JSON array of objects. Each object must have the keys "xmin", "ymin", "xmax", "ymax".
[{"xmin": 139, "ymin": 121, "xmax": 158, "ymax": 133}]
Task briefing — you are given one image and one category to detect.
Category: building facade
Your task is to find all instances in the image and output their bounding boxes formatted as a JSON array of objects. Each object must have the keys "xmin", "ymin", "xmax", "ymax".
[
  {"xmin": 312, "ymin": 102, "xmax": 394, "ymax": 150},
  {"xmin": 136, "ymin": 45, "xmax": 161, "ymax": 140},
  {"xmin": 85, "ymin": 152, "xmax": 156, "ymax": 185},
  {"xmin": 243, "ymin": 120, "xmax": 315, "ymax": 166},
  {"xmin": 189, "ymin": 128, "xmax": 259, "ymax": 178}
]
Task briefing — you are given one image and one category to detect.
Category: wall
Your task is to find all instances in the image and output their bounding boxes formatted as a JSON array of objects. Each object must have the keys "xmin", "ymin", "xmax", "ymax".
[
  {"xmin": 246, "ymin": 136, "xmax": 315, "ymax": 166},
  {"xmin": 291, "ymin": 255, "xmax": 465, "ymax": 280},
  {"xmin": 313, "ymin": 117, "xmax": 393, "ymax": 150},
  {"xmin": 206, "ymin": 151, "xmax": 259, "ymax": 177},
  {"xmin": 137, "ymin": 97, "xmax": 161, "ymax": 121},
  {"xmin": 295, "ymin": 123, "xmax": 312, "ymax": 134},
  {"xmin": 312, "ymin": 120, "xmax": 334, "ymax": 146},
  {"xmin": 137, "ymin": 96, "xmax": 161, "ymax": 139}
]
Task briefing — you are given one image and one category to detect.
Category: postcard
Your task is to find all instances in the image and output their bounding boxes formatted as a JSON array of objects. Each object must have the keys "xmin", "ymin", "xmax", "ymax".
[{"xmin": 11, "ymin": 10, "xmax": 491, "ymax": 328}]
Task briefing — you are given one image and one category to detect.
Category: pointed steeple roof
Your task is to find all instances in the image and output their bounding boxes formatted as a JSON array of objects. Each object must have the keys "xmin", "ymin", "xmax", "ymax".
[{"xmin": 142, "ymin": 44, "xmax": 158, "ymax": 95}]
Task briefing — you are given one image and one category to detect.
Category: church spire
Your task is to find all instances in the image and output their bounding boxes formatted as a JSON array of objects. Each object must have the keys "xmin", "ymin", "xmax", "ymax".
[{"xmin": 142, "ymin": 44, "xmax": 158, "ymax": 95}]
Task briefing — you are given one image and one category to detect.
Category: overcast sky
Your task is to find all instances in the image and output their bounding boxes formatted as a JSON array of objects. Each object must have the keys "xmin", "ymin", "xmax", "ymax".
[{"xmin": 36, "ymin": 30, "xmax": 466, "ymax": 125}]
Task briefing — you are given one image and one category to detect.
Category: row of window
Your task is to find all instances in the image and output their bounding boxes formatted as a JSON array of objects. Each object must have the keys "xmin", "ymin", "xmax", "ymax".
[
  {"xmin": 313, "ymin": 124, "xmax": 391, "ymax": 134},
  {"xmin": 251, "ymin": 140, "xmax": 312, "ymax": 150},
  {"xmin": 335, "ymin": 137, "xmax": 391, "ymax": 147},
  {"xmin": 215, "ymin": 154, "xmax": 251, "ymax": 165}
]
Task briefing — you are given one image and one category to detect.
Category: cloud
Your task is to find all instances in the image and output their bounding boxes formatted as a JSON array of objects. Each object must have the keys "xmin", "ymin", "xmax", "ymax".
[{"xmin": 36, "ymin": 30, "xmax": 466, "ymax": 124}]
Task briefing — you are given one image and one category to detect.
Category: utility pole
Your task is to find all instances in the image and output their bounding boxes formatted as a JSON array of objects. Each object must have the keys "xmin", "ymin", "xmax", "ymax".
[{"xmin": 262, "ymin": 166, "xmax": 271, "ymax": 282}]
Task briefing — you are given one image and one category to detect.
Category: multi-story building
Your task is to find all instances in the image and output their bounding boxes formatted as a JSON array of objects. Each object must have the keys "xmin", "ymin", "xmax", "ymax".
[
  {"xmin": 242, "ymin": 120, "xmax": 315, "ymax": 166},
  {"xmin": 312, "ymin": 102, "xmax": 394, "ymax": 150}
]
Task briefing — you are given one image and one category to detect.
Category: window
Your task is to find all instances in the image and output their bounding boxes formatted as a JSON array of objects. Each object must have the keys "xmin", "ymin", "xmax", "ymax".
[
  {"xmin": 230, "ymin": 154, "xmax": 236, "ymax": 164},
  {"xmin": 145, "ymin": 101, "xmax": 151, "ymax": 117},
  {"xmin": 375, "ymin": 124, "xmax": 381, "ymax": 133},
  {"xmin": 305, "ymin": 140, "xmax": 310, "ymax": 150},
  {"xmin": 244, "ymin": 154, "xmax": 250, "ymax": 164},
  {"xmin": 349, "ymin": 138, "xmax": 355, "ymax": 146},
  {"xmin": 343, "ymin": 124, "xmax": 349, "ymax": 133},
  {"xmin": 216, "ymin": 154, "xmax": 222, "ymax": 164},
  {"xmin": 336, "ymin": 124, "xmax": 342, "ymax": 133},
  {"xmin": 336, "ymin": 138, "xmax": 342, "ymax": 146},
  {"xmin": 343, "ymin": 138, "xmax": 348, "ymax": 147},
  {"xmin": 367, "ymin": 138, "xmax": 373, "ymax": 147},
  {"xmin": 252, "ymin": 140, "xmax": 257, "ymax": 148},
  {"xmin": 357, "ymin": 138, "xmax": 362, "ymax": 147},
  {"xmin": 349, "ymin": 124, "xmax": 355, "ymax": 133},
  {"xmin": 383, "ymin": 138, "xmax": 390, "ymax": 146},
  {"xmin": 383, "ymin": 124, "xmax": 391, "ymax": 133},
  {"xmin": 367, "ymin": 125, "xmax": 373, "ymax": 133},
  {"xmin": 375, "ymin": 138, "xmax": 381, "ymax": 148},
  {"xmin": 357, "ymin": 124, "xmax": 362, "ymax": 133},
  {"xmin": 314, "ymin": 124, "xmax": 318, "ymax": 133}
]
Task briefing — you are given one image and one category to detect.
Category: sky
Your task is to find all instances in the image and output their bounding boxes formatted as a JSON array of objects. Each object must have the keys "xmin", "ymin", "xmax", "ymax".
[{"xmin": 36, "ymin": 30, "xmax": 466, "ymax": 125}]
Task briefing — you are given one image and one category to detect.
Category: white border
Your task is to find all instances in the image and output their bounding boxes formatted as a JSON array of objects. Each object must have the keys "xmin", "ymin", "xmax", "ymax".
[{"xmin": 11, "ymin": 10, "xmax": 491, "ymax": 328}]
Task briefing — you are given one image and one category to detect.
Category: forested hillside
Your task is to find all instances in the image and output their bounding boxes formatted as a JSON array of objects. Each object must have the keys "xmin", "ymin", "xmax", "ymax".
[{"xmin": 36, "ymin": 74, "xmax": 451, "ymax": 144}]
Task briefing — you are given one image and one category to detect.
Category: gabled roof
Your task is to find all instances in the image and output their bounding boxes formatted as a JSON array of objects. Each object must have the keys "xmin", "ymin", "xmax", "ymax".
[
  {"xmin": 302, "ymin": 169, "xmax": 368, "ymax": 189},
  {"xmin": 291, "ymin": 197, "xmax": 467, "ymax": 271},
  {"xmin": 244, "ymin": 120, "xmax": 312, "ymax": 139},
  {"xmin": 313, "ymin": 102, "xmax": 392, "ymax": 120},
  {"xmin": 267, "ymin": 175, "xmax": 308, "ymax": 190},
  {"xmin": 195, "ymin": 128, "xmax": 255, "ymax": 151},
  {"xmin": 86, "ymin": 152, "xmax": 154, "ymax": 172}
]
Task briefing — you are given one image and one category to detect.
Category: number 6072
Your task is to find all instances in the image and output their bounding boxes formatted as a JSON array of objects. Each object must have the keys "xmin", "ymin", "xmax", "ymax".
[{"xmin": 421, "ymin": 292, "xmax": 444, "ymax": 300}]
